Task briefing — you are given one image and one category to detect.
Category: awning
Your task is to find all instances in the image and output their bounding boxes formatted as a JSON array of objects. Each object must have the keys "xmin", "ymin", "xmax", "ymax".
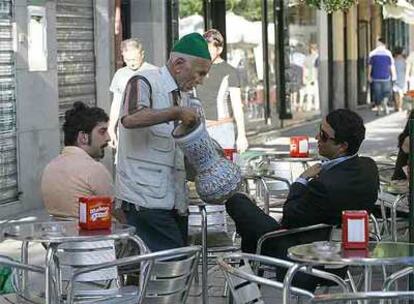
[{"xmin": 383, "ymin": 0, "xmax": 414, "ymax": 24}]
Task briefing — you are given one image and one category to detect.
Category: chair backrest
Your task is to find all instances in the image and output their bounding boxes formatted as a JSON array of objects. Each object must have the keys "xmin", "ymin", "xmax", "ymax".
[
  {"xmin": 256, "ymin": 224, "xmax": 333, "ymax": 259},
  {"xmin": 188, "ymin": 205, "xmax": 228, "ymax": 235},
  {"xmin": 57, "ymin": 240, "xmax": 118, "ymax": 283},
  {"xmin": 66, "ymin": 246, "xmax": 201, "ymax": 304},
  {"xmin": 142, "ymin": 247, "xmax": 201, "ymax": 303}
]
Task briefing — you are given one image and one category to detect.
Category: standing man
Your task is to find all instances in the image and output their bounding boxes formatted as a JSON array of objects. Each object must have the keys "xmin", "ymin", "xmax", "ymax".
[
  {"xmin": 116, "ymin": 33, "xmax": 211, "ymax": 251},
  {"xmin": 41, "ymin": 102, "xmax": 113, "ymax": 218},
  {"xmin": 196, "ymin": 29, "xmax": 248, "ymax": 152},
  {"xmin": 368, "ymin": 37, "xmax": 396, "ymax": 116},
  {"xmin": 109, "ymin": 38, "xmax": 156, "ymax": 149}
]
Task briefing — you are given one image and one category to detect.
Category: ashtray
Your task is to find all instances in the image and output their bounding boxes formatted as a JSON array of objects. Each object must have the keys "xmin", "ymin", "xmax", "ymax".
[{"xmin": 312, "ymin": 241, "xmax": 340, "ymax": 254}]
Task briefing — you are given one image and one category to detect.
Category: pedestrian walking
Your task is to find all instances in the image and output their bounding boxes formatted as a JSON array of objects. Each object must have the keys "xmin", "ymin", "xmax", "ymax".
[
  {"xmin": 393, "ymin": 46, "xmax": 406, "ymax": 112},
  {"xmin": 368, "ymin": 37, "xmax": 396, "ymax": 116}
]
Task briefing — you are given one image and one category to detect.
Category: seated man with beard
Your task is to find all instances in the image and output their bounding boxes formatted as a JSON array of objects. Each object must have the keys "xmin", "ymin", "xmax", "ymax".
[
  {"xmin": 41, "ymin": 101, "xmax": 114, "ymax": 218},
  {"xmin": 226, "ymin": 109, "xmax": 379, "ymax": 290}
]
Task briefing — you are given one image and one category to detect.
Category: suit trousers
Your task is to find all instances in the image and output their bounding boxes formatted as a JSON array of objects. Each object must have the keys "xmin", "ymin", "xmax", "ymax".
[{"xmin": 225, "ymin": 193, "xmax": 281, "ymax": 253}]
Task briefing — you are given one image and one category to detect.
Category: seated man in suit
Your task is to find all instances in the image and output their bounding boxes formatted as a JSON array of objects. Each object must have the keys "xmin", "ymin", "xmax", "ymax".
[{"xmin": 226, "ymin": 109, "xmax": 379, "ymax": 289}]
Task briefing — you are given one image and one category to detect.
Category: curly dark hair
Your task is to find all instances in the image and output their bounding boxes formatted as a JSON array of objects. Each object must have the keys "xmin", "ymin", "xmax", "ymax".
[
  {"xmin": 326, "ymin": 109, "xmax": 365, "ymax": 155},
  {"xmin": 63, "ymin": 101, "xmax": 109, "ymax": 146}
]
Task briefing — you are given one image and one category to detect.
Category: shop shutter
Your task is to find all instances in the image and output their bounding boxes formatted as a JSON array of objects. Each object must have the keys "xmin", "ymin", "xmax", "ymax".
[
  {"xmin": 0, "ymin": 0, "xmax": 17, "ymax": 204},
  {"xmin": 56, "ymin": 0, "xmax": 96, "ymax": 137}
]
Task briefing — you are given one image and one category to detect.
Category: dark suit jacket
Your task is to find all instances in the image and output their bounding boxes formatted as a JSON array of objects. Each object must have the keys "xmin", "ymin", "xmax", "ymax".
[{"xmin": 281, "ymin": 156, "xmax": 379, "ymax": 228}]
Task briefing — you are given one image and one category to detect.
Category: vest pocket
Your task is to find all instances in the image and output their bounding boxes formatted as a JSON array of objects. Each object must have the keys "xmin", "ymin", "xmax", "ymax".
[
  {"xmin": 149, "ymin": 128, "xmax": 174, "ymax": 152},
  {"xmin": 127, "ymin": 159, "xmax": 168, "ymax": 199}
]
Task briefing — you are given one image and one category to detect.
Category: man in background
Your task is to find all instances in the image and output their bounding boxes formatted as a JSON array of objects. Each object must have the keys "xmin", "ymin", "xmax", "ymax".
[
  {"xmin": 196, "ymin": 29, "xmax": 248, "ymax": 153},
  {"xmin": 109, "ymin": 38, "xmax": 156, "ymax": 149},
  {"xmin": 368, "ymin": 37, "xmax": 396, "ymax": 116}
]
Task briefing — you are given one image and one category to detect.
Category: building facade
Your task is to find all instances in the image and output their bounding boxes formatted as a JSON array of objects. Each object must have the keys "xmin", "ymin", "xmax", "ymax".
[{"xmin": 0, "ymin": 0, "xmax": 113, "ymax": 217}]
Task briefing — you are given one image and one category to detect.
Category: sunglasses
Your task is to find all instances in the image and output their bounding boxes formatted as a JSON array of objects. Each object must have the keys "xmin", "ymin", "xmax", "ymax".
[{"xmin": 319, "ymin": 125, "xmax": 336, "ymax": 142}]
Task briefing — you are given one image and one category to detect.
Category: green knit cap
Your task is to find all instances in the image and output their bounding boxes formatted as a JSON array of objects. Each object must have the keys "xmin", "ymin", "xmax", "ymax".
[{"xmin": 172, "ymin": 33, "xmax": 211, "ymax": 60}]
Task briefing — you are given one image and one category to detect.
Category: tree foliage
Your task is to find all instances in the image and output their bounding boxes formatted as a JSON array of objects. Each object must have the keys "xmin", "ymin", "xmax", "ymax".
[
  {"xmin": 302, "ymin": 0, "xmax": 414, "ymax": 11},
  {"xmin": 179, "ymin": 0, "xmax": 414, "ymax": 19},
  {"xmin": 179, "ymin": 0, "xmax": 203, "ymax": 17}
]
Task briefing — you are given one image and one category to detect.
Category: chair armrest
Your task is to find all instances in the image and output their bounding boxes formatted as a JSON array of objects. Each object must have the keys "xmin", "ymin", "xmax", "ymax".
[
  {"xmin": 314, "ymin": 291, "xmax": 414, "ymax": 302},
  {"xmin": 0, "ymin": 255, "xmax": 44, "ymax": 274},
  {"xmin": 256, "ymin": 224, "xmax": 332, "ymax": 255},
  {"xmin": 243, "ymin": 174, "xmax": 291, "ymax": 189}
]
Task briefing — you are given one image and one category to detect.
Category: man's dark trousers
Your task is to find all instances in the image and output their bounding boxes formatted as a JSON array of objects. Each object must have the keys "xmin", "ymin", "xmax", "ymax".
[{"xmin": 122, "ymin": 201, "xmax": 188, "ymax": 252}]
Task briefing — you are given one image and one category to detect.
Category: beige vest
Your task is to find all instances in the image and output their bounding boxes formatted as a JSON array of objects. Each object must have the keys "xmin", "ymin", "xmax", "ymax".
[{"xmin": 115, "ymin": 68, "xmax": 186, "ymax": 211}]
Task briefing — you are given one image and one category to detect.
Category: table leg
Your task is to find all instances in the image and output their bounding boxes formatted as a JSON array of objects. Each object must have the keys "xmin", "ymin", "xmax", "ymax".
[
  {"xmin": 199, "ymin": 205, "xmax": 208, "ymax": 304},
  {"xmin": 20, "ymin": 241, "xmax": 28, "ymax": 297},
  {"xmin": 45, "ymin": 244, "xmax": 58, "ymax": 304},
  {"xmin": 363, "ymin": 265, "xmax": 372, "ymax": 304}
]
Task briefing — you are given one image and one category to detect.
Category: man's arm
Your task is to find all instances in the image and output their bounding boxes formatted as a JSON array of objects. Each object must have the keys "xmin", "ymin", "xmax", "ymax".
[
  {"xmin": 121, "ymin": 106, "xmax": 197, "ymax": 129},
  {"xmin": 108, "ymin": 94, "xmax": 121, "ymax": 147},
  {"xmin": 367, "ymin": 64, "xmax": 372, "ymax": 83},
  {"xmin": 108, "ymin": 71, "xmax": 121, "ymax": 147},
  {"xmin": 390, "ymin": 63, "xmax": 397, "ymax": 82},
  {"xmin": 120, "ymin": 76, "xmax": 198, "ymax": 129},
  {"xmin": 229, "ymin": 87, "xmax": 248, "ymax": 152},
  {"xmin": 281, "ymin": 179, "xmax": 328, "ymax": 228}
]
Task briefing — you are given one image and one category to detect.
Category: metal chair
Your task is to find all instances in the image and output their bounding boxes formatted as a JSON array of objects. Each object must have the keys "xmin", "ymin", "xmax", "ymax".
[
  {"xmin": 0, "ymin": 255, "xmax": 45, "ymax": 303},
  {"xmin": 56, "ymin": 240, "xmax": 134, "ymax": 302},
  {"xmin": 67, "ymin": 246, "xmax": 201, "ymax": 304},
  {"xmin": 254, "ymin": 223, "xmax": 347, "ymax": 292},
  {"xmin": 217, "ymin": 252, "xmax": 348, "ymax": 304},
  {"xmin": 188, "ymin": 203, "xmax": 240, "ymax": 303},
  {"xmin": 376, "ymin": 190, "xmax": 409, "ymax": 241},
  {"xmin": 242, "ymin": 174, "xmax": 291, "ymax": 215},
  {"xmin": 310, "ymin": 290, "xmax": 414, "ymax": 302}
]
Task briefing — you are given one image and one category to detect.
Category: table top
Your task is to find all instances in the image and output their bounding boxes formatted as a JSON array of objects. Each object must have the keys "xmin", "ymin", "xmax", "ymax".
[
  {"xmin": 2, "ymin": 220, "xmax": 135, "ymax": 243},
  {"xmin": 288, "ymin": 241, "xmax": 414, "ymax": 266},
  {"xmin": 382, "ymin": 180, "xmax": 409, "ymax": 195}
]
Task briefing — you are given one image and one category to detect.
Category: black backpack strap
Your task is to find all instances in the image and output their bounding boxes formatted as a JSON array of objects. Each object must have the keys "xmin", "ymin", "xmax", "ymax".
[{"xmin": 124, "ymin": 74, "xmax": 153, "ymax": 113}]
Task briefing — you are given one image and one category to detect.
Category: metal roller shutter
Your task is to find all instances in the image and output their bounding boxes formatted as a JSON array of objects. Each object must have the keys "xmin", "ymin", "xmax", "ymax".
[
  {"xmin": 0, "ymin": 0, "xmax": 17, "ymax": 204},
  {"xmin": 56, "ymin": 0, "xmax": 96, "ymax": 134}
]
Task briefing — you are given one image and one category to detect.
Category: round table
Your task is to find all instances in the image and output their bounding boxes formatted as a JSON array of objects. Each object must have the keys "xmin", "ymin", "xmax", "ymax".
[
  {"xmin": 2, "ymin": 220, "xmax": 144, "ymax": 304},
  {"xmin": 288, "ymin": 241, "xmax": 414, "ymax": 266},
  {"xmin": 283, "ymin": 241, "xmax": 414, "ymax": 303}
]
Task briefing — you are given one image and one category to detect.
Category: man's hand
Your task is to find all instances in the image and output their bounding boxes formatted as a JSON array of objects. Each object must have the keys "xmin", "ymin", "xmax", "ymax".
[
  {"xmin": 300, "ymin": 163, "xmax": 322, "ymax": 180},
  {"xmin": 177, "ymin": 107, "xmax": 198, "ymax": 126},
  {"xmin": 236, "ymin": 135, "xmax": 248, "ymax": 153}
]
